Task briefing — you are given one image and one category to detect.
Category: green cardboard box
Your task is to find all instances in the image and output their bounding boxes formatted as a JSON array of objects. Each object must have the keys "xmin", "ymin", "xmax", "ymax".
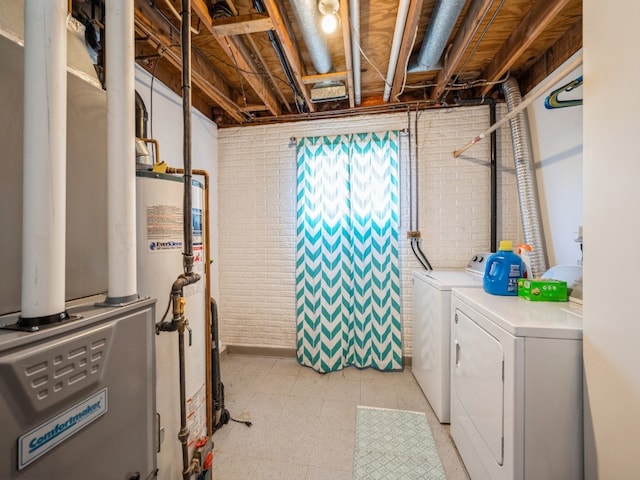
[{"xmin": 517, "ymin": 278, "xmax": 568, "ymax": 302}]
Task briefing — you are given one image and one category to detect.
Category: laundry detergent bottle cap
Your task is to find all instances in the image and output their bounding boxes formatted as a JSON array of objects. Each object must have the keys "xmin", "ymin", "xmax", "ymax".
[
  {"xmin": 499, "ymin": 240, "xmax": 513, "ymax": 251},
  {"xmin": 483, "ymin": 239, "xmax": 523, "ymax": 296}
]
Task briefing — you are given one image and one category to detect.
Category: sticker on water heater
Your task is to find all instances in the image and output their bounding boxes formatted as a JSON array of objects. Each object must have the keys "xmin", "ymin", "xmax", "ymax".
[
  {"xmin": 18, "ymin": 388, "xmax": 108, "ymax": 470},
  {"xmin": 148, "ymin": 240, "xmax": 183, "ymax": 251}
]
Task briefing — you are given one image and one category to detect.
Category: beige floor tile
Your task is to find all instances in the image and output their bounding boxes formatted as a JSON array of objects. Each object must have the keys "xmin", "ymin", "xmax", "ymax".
[
  {"xmin": 305, "ymin": 465, "xmax": 352, "ymax": 480},
  {"xmin": 290, "ymin": 373, "xmax": 329, "ymax": 398},
  {"xmin": 258, "ymin": 373, "xmax": 297, "ymax": 395},
  {"xmin": 214, "ymin": 354, "xmax": 470, "ymax": 480}
]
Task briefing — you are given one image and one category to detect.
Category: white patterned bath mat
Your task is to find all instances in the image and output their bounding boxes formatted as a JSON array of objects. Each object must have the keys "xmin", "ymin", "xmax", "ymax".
[{"xmin": 353, "ymin": 406, "xmax": 446, "ymax": 480}]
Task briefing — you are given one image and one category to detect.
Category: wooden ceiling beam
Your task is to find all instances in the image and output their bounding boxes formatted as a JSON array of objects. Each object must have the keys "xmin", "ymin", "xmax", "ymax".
[
  {"xmin": 212, "ymin": 13, "xmax": 273, "ymax": 36},
  {"xmin": 245, "ymin": 33, "xmax": 293, "ymax": 113},
  {"xmin": 430, "ymin": 0, "xmax": 494, "ymax": 101},
  {"xmin": 133, "ymin": 0, "xmax": 246, "ymax": 124},
  {"xmin": 478, "ymin": 0, "xmax": 571, "ymax": 96},
  {"xmin": 262, "ymin": 0, "xmax": 315, "ymax": 112},
  {"xmin": 339, "ymin": 0, "xmax": 355, "ymax": 109},
  {"xmin": 518, "ymin": 19, "xmax": 582, "ymax": 96},
  {"xmin": 389, "ymin": 0, "xmax": 424, "ymax": 103},
  {"xmin": 192, "ymin": 0, "xmax": 282, "ymax": 117},
  {"xmin": 302, "ymin": 71, "xmax": 348, "ymax": 84}
]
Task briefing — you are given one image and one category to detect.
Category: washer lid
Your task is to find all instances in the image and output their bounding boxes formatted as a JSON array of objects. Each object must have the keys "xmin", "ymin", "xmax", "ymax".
[{"xmin": 413, "ymin": 270, "xmax": 483, "ymax": 290}]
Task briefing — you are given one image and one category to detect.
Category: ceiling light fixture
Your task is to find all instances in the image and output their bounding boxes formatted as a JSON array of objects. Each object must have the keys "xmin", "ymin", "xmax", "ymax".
[{"xmin": 318, "ymin": 0, "xmax": 339, "ymax": 34}]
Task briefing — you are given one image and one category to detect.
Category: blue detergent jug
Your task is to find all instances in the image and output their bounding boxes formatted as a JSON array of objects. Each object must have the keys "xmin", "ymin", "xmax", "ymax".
[{"xmin": 483, "ymin": 240, "xmax": 524, "ymax": 296}]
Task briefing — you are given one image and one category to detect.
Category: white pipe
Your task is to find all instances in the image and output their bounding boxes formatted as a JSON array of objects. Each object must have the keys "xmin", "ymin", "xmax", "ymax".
[
  {"xmin": 349, "ymin": 0, "xmax": 361, "ymax": 105},
  {"xmin": 106, "ymin": 0, "xmax": 138, "ymax": 302},
  {"xmin": 453, "ymin": 52, "xmax": 583, "ymax": 158},
  {"xmin": 383, "ymin": 0, "xmax": 410, "ymax": 102},
  {"xmin": 21, "ymin": 0, "xmax": 67, "ymax": 319}
]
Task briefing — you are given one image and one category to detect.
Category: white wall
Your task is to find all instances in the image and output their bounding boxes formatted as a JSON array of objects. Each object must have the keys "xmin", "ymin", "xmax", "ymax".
[
  {"xmin": 217, "ymin": 107, "xmax": 520, "ymax": 356},
  {"xmin": 583, "ymin": 1, "xmax": 640, "ymax": 477},
  {"xmin": 527, "ymin": 52, "xmax": 583, "ymax": 267},
  {"xmin": 134, "ymin": 65, "xmax": 220, "ymax": 302}
]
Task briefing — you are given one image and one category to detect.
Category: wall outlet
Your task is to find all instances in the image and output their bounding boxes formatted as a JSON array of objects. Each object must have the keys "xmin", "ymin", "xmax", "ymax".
[{"xmin": 574, "ymin": 225, "xmax": 583, "ymax": 243}]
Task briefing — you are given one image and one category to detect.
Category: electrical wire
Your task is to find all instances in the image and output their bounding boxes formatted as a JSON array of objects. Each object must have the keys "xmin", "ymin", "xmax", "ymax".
[{"xmin": 451, "ymin": 0, "xmax": 506, "ymax": 86}]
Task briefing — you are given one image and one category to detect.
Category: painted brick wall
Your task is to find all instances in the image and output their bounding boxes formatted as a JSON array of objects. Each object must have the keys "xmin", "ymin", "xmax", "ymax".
[{"xmin": 218, "ymin": 106, "xmax": 520, "ymax": 357}]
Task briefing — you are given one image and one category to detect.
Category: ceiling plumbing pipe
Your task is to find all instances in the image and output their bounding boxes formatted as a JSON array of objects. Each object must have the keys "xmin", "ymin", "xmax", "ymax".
[
  {"xmin": 503, "ymin": 77, "xmax": 548, "ymax": 278},
  {"xmin": 19, "ymin": 0, "xmax": 68, "ymax": 328},
  {"xmin": 349, "ymin": 0, "xmax": 361, "ymax": 105},
  {"xmin": 383, "ymin": 0, "xmax": 410, "ymax": 102},
  {"xmin": 289, "ymin": 0, "xmax": 333, "ymax": 74},
  {"xmin": 409, "ymin": 0, "xmax": 467, "ymax": 73},
  {"xmin": 104, "ymin": 0, "xmax": 138, "ymax": 304}
]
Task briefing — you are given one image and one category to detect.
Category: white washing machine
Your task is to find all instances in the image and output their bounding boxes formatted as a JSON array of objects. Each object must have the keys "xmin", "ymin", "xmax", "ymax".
[
  {"xmin": 450, "ymin": 288, "xmax": 583, "ymax": 480},
  {"xmin": 411, "ymin": 253, "xmax": 489, "ymax": 423}
]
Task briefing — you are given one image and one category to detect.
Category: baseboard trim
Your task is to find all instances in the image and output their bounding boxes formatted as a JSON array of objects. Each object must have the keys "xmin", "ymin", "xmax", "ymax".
[
  {"xmin": 223, "ymin": 345, "xmax": 412, "ymax": 368},
  {"xmin": 225, "ymin": 344, "xmax": 297, "ymax": 358}
]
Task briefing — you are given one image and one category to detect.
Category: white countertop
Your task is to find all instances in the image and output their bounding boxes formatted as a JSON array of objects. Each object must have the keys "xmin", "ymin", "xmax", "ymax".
[{"xmin": 452, "ymin": 287, "xmax": 583, "ymax": 340}]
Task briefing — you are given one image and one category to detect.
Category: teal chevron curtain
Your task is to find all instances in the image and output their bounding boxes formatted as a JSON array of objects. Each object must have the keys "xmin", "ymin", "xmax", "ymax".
[{"xmin": 295, "ymin": 131, "xmax": 401, "ymax": 373}]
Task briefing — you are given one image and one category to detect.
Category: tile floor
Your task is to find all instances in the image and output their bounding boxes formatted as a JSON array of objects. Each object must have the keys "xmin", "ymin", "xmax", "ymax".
[{"xmin": 211, "ymin": 355, "xmax": 470, "ymax": 480}]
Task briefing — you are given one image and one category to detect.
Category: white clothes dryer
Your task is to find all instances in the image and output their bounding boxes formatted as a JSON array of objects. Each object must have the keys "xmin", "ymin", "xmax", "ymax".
[
  {"xmin": 411, "ymin": 254, "xmax": 489, "ymax": 423},
  {"xmin": 450, "ymin": 288, "xmax": 583, "ymax": 480}
]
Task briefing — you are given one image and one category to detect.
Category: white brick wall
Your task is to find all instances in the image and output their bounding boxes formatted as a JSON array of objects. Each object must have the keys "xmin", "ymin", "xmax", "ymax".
[{"xmin": 218, "ymin": 106, "xmax": 520, "ymax": 357}]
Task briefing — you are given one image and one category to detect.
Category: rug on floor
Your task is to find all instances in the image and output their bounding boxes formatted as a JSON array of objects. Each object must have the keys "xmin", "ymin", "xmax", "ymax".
[{"xmin": 353, "ymin": 406, "xmax": 446, "ymax": 480}]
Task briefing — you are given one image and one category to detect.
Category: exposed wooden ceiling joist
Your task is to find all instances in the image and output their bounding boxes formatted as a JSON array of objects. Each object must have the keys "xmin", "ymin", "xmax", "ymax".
[
  {"xmin": 339, "ymin": 0, "xmax": 355, "ymax": 109},
  {"xmin": 244, "ymin": 33, "xmax": 294, "ymax": 113},
  {"xmin": 389, "ymin": 0, "xmax": 424, "ymax": 103},
  {"xmin": 192, "ymin": 0, "xmax": 282, "ymax": 117},
  {"xmin": 302, "ymin": 71, "xmax": 348, "ymax": 84},
  {"xmin": 477, "ymin": 0, "xmax": 572, "ymax": 96},
  {"xmin": 133, "ymin": 0, "xmax": 246, "ymax": 124},
  {"xmin": 261, "ymin": 0, "xmax": 315, "ymax": 112},
  {"xmin": 211, "ymin": 13, "xmax": 273, "ymax": 36},
  {"xmin": 518, "ymin": 19, "xmax": 582, "ymax": 96},
  {"xmin": 430, "ymin": 0, "xmax": 494, "ymax": 102}
]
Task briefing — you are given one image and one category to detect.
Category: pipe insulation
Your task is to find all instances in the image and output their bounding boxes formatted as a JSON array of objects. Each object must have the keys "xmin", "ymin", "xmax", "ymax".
[
  {"xmin": 106, "ymin": 0, "xmax": 138, "ymax": 303},
  {"xmin": 289, "ymin": 0, "xmax": 333, "ymax": 74},
  {"xmin": 21, "ymin": 0, "xmax": 67, "ymax": 320},
  {"xmin": 409, "ymin": 0, "xmax": 466, "ymax": 72},
  {"xmin": 383, "ymin": 0, "xmax": 410, "ymax": 102},
  {"xmin": 503, "ymin": 77, "xmax": 548, "ymax": 278}
]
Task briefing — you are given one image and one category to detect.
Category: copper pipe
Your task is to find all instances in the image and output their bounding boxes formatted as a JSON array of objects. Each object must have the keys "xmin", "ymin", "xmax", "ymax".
[
  {"xmin": 167, "ymin": 166, "xmax": 213, "ymax": 436},
  {"xmin": 140, "ymin": 138, "xmax": 160, "ymax": 164}
]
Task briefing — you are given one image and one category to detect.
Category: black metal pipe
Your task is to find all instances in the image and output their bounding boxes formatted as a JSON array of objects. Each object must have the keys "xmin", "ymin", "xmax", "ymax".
[
  {"xmin": 178, "ymin": 325, "xmax": 190, "ymax": 480},
  {"xmin": 489, "ymin": 100, "xmax": 497, "ymax": 252},
  {"xmin": 453, "ymin": 96, "xmax": 498, "ymax": 252},
  {"xmin": 135, "ymin": 90, "xmax": 148, "ymax": 139},
  {"xmin": 182, "ymin": 0, "xmax": 194, "ymax": 276}
]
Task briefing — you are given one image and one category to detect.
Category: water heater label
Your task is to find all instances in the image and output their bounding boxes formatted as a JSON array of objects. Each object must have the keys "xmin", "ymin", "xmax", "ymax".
[{"xmin": 18, "ymin": 388, "xmax": 108, "ymax": 469}]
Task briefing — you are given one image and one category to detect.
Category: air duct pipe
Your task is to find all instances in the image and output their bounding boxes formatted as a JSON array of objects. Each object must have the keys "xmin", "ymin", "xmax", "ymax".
[
  {"xmin": 289, "ymin": 0, "xmax": 333, "ymax": 74},
  {"xmin": 19, "ymin": 0, "xmax": 68, "ymax": 328},
  {"xmin": 503, "ymin": 78, "xmax": 548, "ymax": 278},
  {"xmin": 105, "ymin": 0, "xmax": 138, "ymax": 304},
  {"xmin": 350, "ymin": 0, "xmax": 361, "ymax": 105},
  {"xmin": 409, "ymin": 0, "xmax": 466, "ymax": 72},
  {"xmin": 383, "ymin": 0, "xmax": 410, "ymax": 102}
]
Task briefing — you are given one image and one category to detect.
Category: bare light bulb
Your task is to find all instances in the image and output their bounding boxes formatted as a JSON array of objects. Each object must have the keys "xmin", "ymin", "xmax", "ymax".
[{"xmin": 321, "ymin": 13, "xmax": 337, "ymax": 33}]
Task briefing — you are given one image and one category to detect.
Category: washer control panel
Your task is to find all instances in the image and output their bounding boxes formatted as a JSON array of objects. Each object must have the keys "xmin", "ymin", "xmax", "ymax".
[{"xmin": 466, "ymin": 252, "xmax": 492, "ymax": 274}]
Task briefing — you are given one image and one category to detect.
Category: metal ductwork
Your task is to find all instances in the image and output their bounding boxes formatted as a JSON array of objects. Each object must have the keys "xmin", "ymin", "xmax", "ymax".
[
  {"xmin": 409, "ymin": 0, "xmax": 466, "ymax": 73},
  {"xmin": 289, "ymin": 0, "xmax": 333, "ymax": 74},
  {"xmin": 503, "ymin": 77, "xmax": 548, "ymax": 278}
]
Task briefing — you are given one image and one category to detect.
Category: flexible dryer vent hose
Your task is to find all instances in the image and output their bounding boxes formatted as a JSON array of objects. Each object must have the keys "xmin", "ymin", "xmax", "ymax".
[{"xmin": 502, "ymin": 78, "xmax": 548, "ymax": 278}]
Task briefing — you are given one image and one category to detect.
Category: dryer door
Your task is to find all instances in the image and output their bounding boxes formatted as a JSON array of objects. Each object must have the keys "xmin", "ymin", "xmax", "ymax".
[{"xmin": 453, "ymin": 308, "xmax": 504, "ymax": 465}]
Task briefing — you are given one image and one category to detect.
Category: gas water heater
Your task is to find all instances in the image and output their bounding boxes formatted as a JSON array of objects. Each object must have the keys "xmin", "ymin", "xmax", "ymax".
[{"xmin": 136, "ymin": 171, "xmax": 208, "ymax": 480}]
